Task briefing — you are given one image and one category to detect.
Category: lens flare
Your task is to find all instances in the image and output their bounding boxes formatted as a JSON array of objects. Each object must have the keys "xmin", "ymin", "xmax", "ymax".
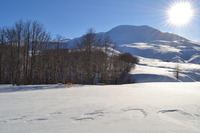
[{"xmin": 167, "ymin": 1, "xmax": 194, "ymax": 26}]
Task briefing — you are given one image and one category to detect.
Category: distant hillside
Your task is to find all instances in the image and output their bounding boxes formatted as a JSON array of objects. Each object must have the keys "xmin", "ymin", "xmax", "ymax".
[{"xmin": 117, "ymin": 40, "xmax": 200, "ymax": 63}]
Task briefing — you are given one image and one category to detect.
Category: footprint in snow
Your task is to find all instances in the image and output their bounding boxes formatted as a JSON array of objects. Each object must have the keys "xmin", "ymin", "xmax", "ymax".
[
  {"xmin": 71, "ymin": 117, "xmax": 95, "ymax": 121},
  {"xmin": 157, "ymin": 109, "xmax": 195, "ymax": 124},
  {"xmin": 194, "ymin": 114, "xmax": 200, "ymax": 117},
  {"xmin": 9, "ymin": 117, "xmax": 23, "ymax": 121},
  {"xmin": 1, "ymin": 116, "xmax": 26, "ymax": 124},
  {"xmin": 49, "ymin": 112, "xmax": 62, "ymax": 115},
  {"xmin": 84, "ymin": 110, "xmax": 104, "ymax": 116},
  {"xmin": 157, "ymin": 109, "xmax": 200, "ymax": 130},
  {"xmin": 158, "ymin": 109, "xmax": 193, "ymax": 118},
  {"xmin": 122, "ymin": 108, "xmax": 148, "ymax": 119},
  {"xmin": 0, "ymin": 120, "xmax": 7, "ymax": 124},
  {"xmin": 26, "ymin": 118, "xmax": 48, "ymax": 123},
  {"xmin": 70, "ymin": 110, "xmax": 104, "ymax": 122}
]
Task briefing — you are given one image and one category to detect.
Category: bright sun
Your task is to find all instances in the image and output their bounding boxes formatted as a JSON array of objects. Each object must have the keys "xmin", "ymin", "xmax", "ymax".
[{"xmin": 167, "ymin": 2, "xmax": 194, "ymax": 26}]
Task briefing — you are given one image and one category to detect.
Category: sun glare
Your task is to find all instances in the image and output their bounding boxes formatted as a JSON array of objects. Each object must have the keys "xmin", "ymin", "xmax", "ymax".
[{"xmin": 167, "ymin": 1, "xmax": 194, "ymax": 26}]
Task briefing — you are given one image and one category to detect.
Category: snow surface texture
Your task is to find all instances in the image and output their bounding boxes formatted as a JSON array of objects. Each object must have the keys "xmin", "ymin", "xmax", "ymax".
[{"xmin": 0, "ymin": 83, "xmax": 200, "ymax": 133}]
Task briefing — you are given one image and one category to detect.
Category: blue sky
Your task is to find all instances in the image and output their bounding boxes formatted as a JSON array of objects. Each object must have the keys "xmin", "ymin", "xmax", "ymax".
[{"xmin": 1, "ymin": 0, "xmax": 200, "ymax": 41}]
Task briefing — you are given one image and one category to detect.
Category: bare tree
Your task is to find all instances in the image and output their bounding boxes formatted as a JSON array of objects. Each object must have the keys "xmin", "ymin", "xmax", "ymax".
[
  {"xmin": 14, "ymin": 20, "xmax": 24, "ymax": 85},
  {"xmin": 76, "ymin": 28, "xmax": 96, "ymax": 84},
  {"xmin": 0, "ymin": 21, "xmax": 139, "ymax": 85},
  {"xmin": 0, "ymin": 28, "xmax": 6, "ymax": 84},
  {"xmin": 52, "ymin": 34, "xmax": 65, "ymax": 83},
  {"xmin": 22, "ymin": 21, "xmax": 31, "ymax": 84},
  {"xmin": 174, "ymin": 64, "xmax": 181, "ymax": 81},
  {"xmin": 28, "ymin": 21, "xmax": 51, "ymax": 84}
]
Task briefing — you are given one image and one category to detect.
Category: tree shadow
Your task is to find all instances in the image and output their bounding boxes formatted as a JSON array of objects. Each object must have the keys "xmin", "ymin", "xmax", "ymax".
[
  {"xmin": 128, "ymin": 74, "xmax": 177, "ymax": 83},
  {"xmin": 0, "ymin": 84, "xmax": 68, "ymax": 93}
]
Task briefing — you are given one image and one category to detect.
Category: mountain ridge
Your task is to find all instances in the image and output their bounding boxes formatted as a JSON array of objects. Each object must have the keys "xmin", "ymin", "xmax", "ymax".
[
  {"xmin": 105, "ymin": 25, "xmax": 188, "ymax": 44},
  {"xmin": 67, "ymin": 25, "xmax": 190, "ymax": 46}
]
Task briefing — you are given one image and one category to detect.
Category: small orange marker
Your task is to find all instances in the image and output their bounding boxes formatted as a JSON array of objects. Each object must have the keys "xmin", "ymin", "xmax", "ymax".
[{"xmin": 66, "ymin": 83, "xmax": 73, "ymax": 86}]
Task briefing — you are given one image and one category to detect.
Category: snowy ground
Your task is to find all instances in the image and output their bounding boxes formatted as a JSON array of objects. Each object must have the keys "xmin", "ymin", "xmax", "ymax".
[
  {"xmin": 0, "ymin": 83, "xmax": 200, "ymax": 133},
  {"xmin": 130, "ymin": 57, "xmax": 200, "ymax": 82}
]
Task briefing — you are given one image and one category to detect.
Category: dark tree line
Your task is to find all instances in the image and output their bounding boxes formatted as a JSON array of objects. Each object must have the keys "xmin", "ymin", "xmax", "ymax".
[{"xmin": 0, "ymin": 21, "xmax": 139, "ymax": 85}]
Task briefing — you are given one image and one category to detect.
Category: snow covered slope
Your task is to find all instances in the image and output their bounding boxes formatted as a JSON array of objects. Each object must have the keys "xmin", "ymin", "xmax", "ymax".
[
  {"xmin": 117, "ymin": 40, "xmax": 200, "ymax": 63},
  {"xmin": 130, "ymin": 57, "xmax": 200, "ymax": 82},
  {"xmin": 0, "ymin": 84, "xmax": 200, "ymax": 133},
  {"xmin": 188, "ymin": 54, "xmax": 200, "ymax": 64}
]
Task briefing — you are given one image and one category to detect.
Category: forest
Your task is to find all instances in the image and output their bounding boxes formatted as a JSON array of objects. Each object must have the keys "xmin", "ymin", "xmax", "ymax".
[{"xmin": 0, "ymin": 20, "xmax": 139, "ymax": 85}]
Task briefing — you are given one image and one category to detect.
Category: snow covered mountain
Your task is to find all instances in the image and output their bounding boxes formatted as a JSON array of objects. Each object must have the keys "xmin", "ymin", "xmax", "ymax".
[
  {"xmin": 67, "ymin": 25, "xmax": 200, "ymax": 64},
  {"xmin": 106, "ymin": 25, "xmax": 187, "ymax": 44}
]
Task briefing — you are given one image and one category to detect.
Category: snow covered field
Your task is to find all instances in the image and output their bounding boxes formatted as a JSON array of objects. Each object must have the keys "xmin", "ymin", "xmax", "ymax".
[{"xmin": 0, "ymin": 83, "xmax": 200, "ymax": 133}]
